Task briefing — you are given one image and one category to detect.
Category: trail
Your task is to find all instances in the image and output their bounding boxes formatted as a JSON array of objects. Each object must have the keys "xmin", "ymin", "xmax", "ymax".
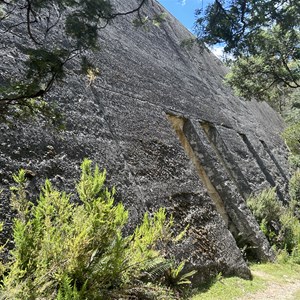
[{"xmin": 238, "ymin": 270, "xmax": 300, "ymax": 300}]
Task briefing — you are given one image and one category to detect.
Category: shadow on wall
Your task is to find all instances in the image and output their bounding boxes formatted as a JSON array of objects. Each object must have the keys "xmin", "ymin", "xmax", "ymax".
[{"xmin": 166, "ymin": 113, "xmax": 275, "ymax": 262}]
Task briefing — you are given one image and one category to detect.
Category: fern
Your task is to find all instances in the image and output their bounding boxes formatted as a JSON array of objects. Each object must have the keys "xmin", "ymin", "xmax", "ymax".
[
  {"xmin": 142, "ymin": 258, "xmax": 173, "ymax": 281},
  {"xmin": 165, "ymin": 261, "xmax": 197, "ymax": 288}
]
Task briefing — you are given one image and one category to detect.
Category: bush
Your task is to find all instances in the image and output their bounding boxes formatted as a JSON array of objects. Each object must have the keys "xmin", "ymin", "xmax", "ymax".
[
  {"xmin": 0, "ymin": 159, "xmax": 193, "ymax": 299},
  {"xmin": 282, "ymin": 119, "xmax": 300, "ymax": 170},
  {"xmin": 289, "ymin": 171, "xmax": 300, "ymax": 220},
  {"xmin": 247, "ymin": 188, "xmax": 283, "ymax": 224},
  {"xmin": 247, "ymin": 187, "xmax": 300, "ymax": 261},
  {"xmin": 282, "ymin": 122, "xmax": 300, "ymax": 156},
  {"xmin": 289, "ymin": 171, "xmax": 300, "ymax": 202},
  {"xmin": 288, "ymin": 154, "xmax": 300, "ymax": 170},
  {"xmin": 247, "ymin": 188, "xmax": 283, "ymax": 247},
  {"xmin": 278, "ymin": 211, "xmax": 300, "ymax": 253}
]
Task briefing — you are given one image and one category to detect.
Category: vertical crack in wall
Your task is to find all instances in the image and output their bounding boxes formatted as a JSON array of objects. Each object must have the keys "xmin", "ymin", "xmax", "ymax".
[
  {"xmin": 260, "ymin": 140, "xmax": 288, "ymax": 182},
  {"xmin": 167, "ymin": 114, "xmax": 229, "ymax": 226},
  {"xmin": 167, "ymin": 115, "xmax": 275, "ymax": 261},
  {"xmin": 201, "ymin": 122, "xmax": 252, "ymax": 199},
  {"xmin": 239, "ymin": 133, "xmax": 285, "ymax": 202}
]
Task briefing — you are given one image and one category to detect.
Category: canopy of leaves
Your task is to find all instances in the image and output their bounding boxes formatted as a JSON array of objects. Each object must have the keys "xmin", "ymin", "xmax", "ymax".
[{"xmin": 195, "ymin": 0, "xmax": 300, "ymax": 103}]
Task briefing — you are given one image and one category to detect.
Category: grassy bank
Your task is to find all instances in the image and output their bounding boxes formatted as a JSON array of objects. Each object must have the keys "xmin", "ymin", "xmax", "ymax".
[{"xmin": 190, "ymin": 263, "xmax": 300, "ymax": 300}]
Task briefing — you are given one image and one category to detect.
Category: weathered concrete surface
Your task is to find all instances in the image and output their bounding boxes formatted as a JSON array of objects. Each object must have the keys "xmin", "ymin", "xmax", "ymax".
[{"xmin": 0, "ymin": 0, "xmax": 289, "ymax": 283}]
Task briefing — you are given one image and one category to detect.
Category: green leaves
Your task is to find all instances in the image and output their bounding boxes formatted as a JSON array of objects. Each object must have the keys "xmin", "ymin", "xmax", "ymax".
[
  {"xmin": 289, "ymin": 171, "xmax": 300, "ymax": 203},
  {"xmin": 282, "ymin": 122, "xmax": 300, "ymax": 156},
  {"xmin": 76, "ymin": 158, "xmax": 107, "ymax": 204},
  {"xmin": 247, "ymin": 185, "xmax": 300, "ymax": 256},
  {"xmin": 65, "ymin": 15, "xmax": 98, "ymax": 49},
  {"xmin": 24, "ymin": 48, "xmax": 67, "ymax": 81},
  {"xmin": 132, "ymin": 12, "xmax": 167, "ymax": 29},
  {"xmin": 195, "ymin": 0, "xmax": 300, "ymax": 103},
  {"xmin": 56, "ymin": 275, "xmax": 86, "ymax": 300},
  {"xmin": 247, "ymin": 188, "xmax": 283, "ymax": 224},
  {"xmin": 281, "ymin": 90, "xmax": 300, "ymax": 169},
  {"xmin": 79, "ymin": 0, "xmax": 112, "ymax": 20},
  {"xmin": 1, "ymin": 159, "xmax": 191, "ymax": 299},
  {"xmin": 166, "ymin": 261, "xmax": 197, "ymax": 286},
  {"xmin": 247, "ymin": 188, "xmax": 284, "ymax": 249},
  {"xmin": 11, "ymin": 169, "xmax": 26, "ymax": 186},
  {"xmin": 224, "ymin": 25, "xmax": 300, "ymax": 102}
]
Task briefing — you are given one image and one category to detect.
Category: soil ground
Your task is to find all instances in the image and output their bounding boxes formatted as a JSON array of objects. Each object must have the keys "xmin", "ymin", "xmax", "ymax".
[{"xmin": 238, "ymin": 270, "xmax": 300, "ymax": 300}]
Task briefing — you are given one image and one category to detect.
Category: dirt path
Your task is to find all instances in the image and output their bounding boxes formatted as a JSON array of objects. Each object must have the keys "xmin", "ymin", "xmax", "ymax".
[{"xmin": 239, "ymin": 270, "xmax": 300, "ymax": 300}]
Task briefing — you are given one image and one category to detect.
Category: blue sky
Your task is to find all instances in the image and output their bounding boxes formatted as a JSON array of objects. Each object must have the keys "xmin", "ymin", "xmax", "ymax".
[
  {"xmin": 157, "ymin": 0, "xmax": 213, "ymax": 31},
  {"xmin": 157, "ymin": 0, "xmax": 224, "ymax": 58}
]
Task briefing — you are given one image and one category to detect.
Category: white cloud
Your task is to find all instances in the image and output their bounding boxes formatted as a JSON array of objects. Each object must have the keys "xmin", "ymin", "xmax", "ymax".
[
  {"xmin": 209, "ymin": 45, "xmax": 234, "ymax": 62},
  {"xmin": 179, "ymin": 0, "xmax": 204, "ymax": 7},
  {"xmin": 210, "ymin": 46, "xmax": 224, "ymax": 59}
]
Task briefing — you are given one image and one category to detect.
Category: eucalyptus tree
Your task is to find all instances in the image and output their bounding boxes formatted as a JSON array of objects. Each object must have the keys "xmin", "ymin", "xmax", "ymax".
[{"xmin": 195, "ymin": 0, "xmax": 300, "ymax": 106}]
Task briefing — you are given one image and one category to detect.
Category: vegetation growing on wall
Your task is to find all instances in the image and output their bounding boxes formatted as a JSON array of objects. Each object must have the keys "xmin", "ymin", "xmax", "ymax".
[{"xmin": 0, "ymin": 159, "xmax": 195, "ymax": 299}]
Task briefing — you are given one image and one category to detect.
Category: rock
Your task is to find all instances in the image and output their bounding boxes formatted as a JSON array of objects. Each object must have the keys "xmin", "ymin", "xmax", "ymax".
[{"xmin": 0, "ymin": 0, "xmax": 289, "ymax": 284}]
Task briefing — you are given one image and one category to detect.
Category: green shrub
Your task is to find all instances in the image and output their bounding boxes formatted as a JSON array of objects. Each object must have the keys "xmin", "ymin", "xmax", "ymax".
[
  {"xmin": 289, "ymin": 171, "xmax": 300, "ymax": 202},
  {"xmin": 247, "ymin": 188, "xmax": 283, "ymax": 224},
  {"xmin": 0, "ymin": 159, "xmax": 191, "ymax": 299},
  {"xmin": 247, "ymin": 186, "xmax": 300, "ymax": 262},
  {"xmin": 282, "ymin": 122, "xmax": 300, "ymax": 155},
  {"xmin": 288, "ymin": 171, "xmax": 300, "ymax": 220},
  {"xmin": 247, "ymin": 188, "xmax": 283, "ymax": 247},
  {"xmin": 288, "ymin": 154, "xmax": 300, "ymax": 170},
  {"xmin": 278, "ymin": 211, "xmax": 300, "ymax": 253}
]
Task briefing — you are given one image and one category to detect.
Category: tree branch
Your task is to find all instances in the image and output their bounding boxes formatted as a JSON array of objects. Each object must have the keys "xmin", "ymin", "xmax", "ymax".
[
  {"xmin": 45, "ymin": 4, "xmax": 61, "ymax": 36},
  {"xmin": 25, "ymin": 0, "xmax": 42, "ymax": 45},
  {"xmin": 0, "ymin": 0, "xmax": 150, "ymax": 118},
  {"xmin": 280, "ymin": 56, "xmax": 300, "ymax": 88},
  {"xmin": 109, "ymin": 0, "xmax": 147, "ymax": 19}
]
